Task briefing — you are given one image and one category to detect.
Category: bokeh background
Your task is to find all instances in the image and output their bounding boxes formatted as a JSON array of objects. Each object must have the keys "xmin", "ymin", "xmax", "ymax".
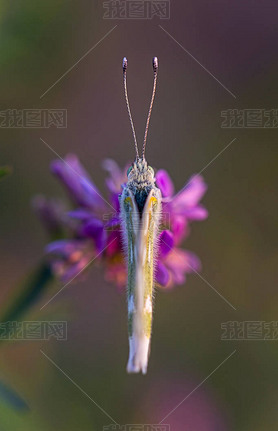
[{"xmin": 1, "ymin": 1, "xmax": 278, "ymax": 430}]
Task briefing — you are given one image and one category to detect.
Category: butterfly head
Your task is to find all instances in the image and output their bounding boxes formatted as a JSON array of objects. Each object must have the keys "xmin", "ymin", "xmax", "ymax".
[
  {"xmin": 126, "ymin": 158, "xmax": 155, "ymax": 185},
  {"xmin": 124, "ymin": 158, "xmax": 157, "ymax": 215}
]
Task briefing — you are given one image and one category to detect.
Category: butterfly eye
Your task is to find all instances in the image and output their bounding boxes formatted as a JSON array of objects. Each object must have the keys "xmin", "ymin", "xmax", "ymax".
[{"xmin": 127, "ymin": 166, "xmax": 132, "ymax": 176}]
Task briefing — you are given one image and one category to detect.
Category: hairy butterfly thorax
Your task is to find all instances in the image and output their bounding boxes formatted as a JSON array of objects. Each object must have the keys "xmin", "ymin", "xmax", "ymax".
[{"xmin": 119, "ymin": 57, "xmax": 161, "ymax": 374}]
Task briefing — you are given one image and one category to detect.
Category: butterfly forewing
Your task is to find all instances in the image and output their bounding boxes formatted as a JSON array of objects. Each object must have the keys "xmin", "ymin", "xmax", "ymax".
[{"xmin": 120, "ymin": 162, "xmax": 161, "ymax": 374}]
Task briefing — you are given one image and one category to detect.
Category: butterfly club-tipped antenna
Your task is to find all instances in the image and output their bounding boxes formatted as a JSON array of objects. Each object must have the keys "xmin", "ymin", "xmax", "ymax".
[
  {"xmin": 123, "ymin": 57, "xmax": 139, "ymax": 160},
  {"xmin": 142, "ymin": 56, "xmax": 158, "ymax": 160},
  {"xmin": 122, "ymin": 57, "xmax": 158, "ymax": 161}
]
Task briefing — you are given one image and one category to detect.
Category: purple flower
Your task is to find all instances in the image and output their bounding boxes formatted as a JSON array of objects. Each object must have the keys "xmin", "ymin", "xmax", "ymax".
[
  {"xmin": 46, "ymin": 239, "xmax": 94, "ymax": 283},
  {"xmin": 35, "ymin": 155, "xmax": 208, "ymax": 290},
  {"xmin": 32, "ymin": 195, "xmax": 67, "ymax": 237},
  {"xmin": 156, "ymin": 169, "xmax": 208, "ymax": 244},
  {"xmin": 51, "ymin": 154, "xmax": 105, "ymax": 212}
]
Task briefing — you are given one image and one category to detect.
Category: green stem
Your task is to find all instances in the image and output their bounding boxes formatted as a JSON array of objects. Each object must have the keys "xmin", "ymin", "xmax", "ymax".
[{"xmin": 0, "ymin": 260, "xmax": 53, "ymax": 324}]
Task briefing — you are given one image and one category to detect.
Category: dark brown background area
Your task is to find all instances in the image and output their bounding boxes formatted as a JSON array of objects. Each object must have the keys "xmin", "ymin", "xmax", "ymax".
[{"xmin": 0, "ymin": 1, "xmax": 278, "ymax": 430}]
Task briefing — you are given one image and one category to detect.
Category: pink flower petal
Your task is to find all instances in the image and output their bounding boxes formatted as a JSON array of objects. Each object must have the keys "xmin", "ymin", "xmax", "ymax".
[
  {"xmin": 156, "ymin": 169, "xmax": 174, "ymax": 197},
  {"xmin": 173, "ymin": 175, "xmax": 207, "ymax": 209}
]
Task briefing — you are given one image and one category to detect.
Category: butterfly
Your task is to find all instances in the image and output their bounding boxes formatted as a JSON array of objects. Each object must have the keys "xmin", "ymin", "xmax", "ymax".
[{"xmin": 119, "ymin": 57, "xmax": 162, "ymax": 374}]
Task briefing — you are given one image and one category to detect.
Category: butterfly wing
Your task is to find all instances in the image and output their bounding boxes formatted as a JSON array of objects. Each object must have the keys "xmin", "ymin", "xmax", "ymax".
[{"xmin": 120, "ymin": 187, "xmax": 161, "ymax": 374}]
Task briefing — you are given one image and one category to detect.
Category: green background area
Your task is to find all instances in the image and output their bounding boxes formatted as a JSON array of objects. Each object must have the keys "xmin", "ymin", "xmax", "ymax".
[{"xmin": 1, "ymin": 1, "xmax": 278, "ymax": 430}]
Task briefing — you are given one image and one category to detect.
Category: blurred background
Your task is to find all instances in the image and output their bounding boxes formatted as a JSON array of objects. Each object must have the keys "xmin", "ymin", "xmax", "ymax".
[{"xmin": 1, "ymin": 1, "xmax": 278, "ymax": 430}]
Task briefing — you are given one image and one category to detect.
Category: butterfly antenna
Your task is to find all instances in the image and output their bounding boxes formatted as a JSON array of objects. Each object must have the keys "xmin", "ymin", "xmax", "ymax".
[
  {"xmin": 123, "ymin": 57, "xmax": 139, "ymax": 160},
  {"xmin": 142, "ymin": 57, "xmax": 158, "ymax": 159}
]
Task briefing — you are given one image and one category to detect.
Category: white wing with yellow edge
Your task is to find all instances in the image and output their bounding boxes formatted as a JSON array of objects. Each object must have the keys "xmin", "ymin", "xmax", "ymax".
[{"xmin": 120, "ymin": 184, "xmax": 161, "ymax": 374}]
